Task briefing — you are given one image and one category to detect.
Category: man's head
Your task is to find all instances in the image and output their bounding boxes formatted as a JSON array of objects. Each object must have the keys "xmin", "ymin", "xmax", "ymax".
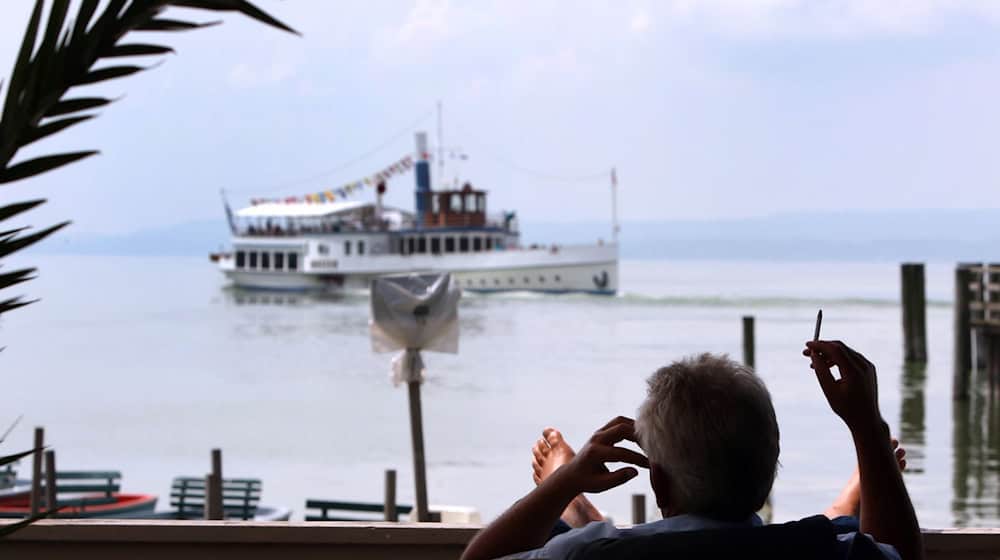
[{"xmin": 635, "ymin": 353, "xmax": 779, "ymax": 521}]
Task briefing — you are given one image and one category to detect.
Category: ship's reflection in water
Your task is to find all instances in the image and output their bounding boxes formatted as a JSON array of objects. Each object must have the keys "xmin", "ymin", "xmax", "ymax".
[{"xmin": 950, "ymin": 365, "xmax": 1000, "ymax": 526}]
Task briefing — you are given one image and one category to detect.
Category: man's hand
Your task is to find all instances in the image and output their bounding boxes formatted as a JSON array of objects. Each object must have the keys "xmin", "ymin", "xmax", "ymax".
[
  {"xmin": 803, "ymin": 340, "xmax": 885, "ymax": 435},
  {"xmin": 549, "ymin": 416, "xmax": 649, "ymax": 495}
]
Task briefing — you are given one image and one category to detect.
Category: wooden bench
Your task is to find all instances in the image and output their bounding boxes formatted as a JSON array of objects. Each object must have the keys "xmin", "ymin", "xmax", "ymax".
[
  {"xmin": 47, "ymin": 471, "xmax": 121, "ymax": 511},
  {"xmin": 171, "ymin": 477, "xmax": 260, "ymax": 520},
  {"xmin": 304, "ymin": 499, "xmax": 418, "ymax": 522}
]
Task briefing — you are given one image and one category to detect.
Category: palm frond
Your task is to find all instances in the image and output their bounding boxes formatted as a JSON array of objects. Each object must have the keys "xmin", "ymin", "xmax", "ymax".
[{"xmin": 0, "ymin": 0, "xmax": 296, "ymax": 318}]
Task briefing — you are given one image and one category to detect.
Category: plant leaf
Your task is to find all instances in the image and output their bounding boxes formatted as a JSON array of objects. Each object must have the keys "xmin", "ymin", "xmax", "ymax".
[
  {"xmin": 0, "ymin": 152, "xmax": 97, "ymax": 183},
  {"xmin": 44, "ymin": 97, "xmax": 110, "ymax": 118},
  {"xmin": 0, "ymin": 448, "xmax": 42, "ymax": 469},
  {"xmin": 169, "ymin": 0, "xmax": 299, "ymax": 35},
  {"xmin": 20, "ymin": 115, "xmax": 94, "ymax": 149},
  {"xmin": 0, "ymin": 200, "xmax": 46, "ymax": 221},
  {"xmin": 73, "ymin": 65, "xmax": 143, "ymax": 86},
  {"xmin": 0, "ymin": 221, "xmax": 70, "ymax": 258},
  {"xmin": 0, "ymin": 414, "xmax": 23, "ymax": 444},
  {"xmin": 0, "ymin": 297, "xmax": 38, "ymax": 315},
  {"xmin": 0, "ymin": 269, "xmax": 36, "ymax": 291},
  {"xmin": 1, "ymin": 0, "xmax": 43, "ymax": 135},
  {"xmin": 106, "ymin": 44, "xmax": 173, "ymax": 57},
  {"xmin": 70, "ymin": 0, "xmax": 101, "ymax": 45},
  {"xmin": 134, "ymin": 18, "xmax": 219, "ymax": 32}
]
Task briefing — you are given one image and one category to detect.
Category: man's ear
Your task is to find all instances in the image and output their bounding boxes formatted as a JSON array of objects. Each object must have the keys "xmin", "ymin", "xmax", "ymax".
[{"xmin": 649, "ymin": 462, "xmax": 670, "ymax": 509}]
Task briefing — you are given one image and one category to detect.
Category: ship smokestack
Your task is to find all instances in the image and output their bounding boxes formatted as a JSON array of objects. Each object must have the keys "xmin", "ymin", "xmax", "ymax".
[{"xmin": 414, "ymin": 132, "xmax": 431, "ymax": 227}]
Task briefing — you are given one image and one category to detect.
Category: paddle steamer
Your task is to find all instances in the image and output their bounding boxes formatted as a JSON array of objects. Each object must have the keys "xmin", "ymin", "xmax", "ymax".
[{"xmin": 214, "ymin": 133, "xmax": 618, "ymax": 294}]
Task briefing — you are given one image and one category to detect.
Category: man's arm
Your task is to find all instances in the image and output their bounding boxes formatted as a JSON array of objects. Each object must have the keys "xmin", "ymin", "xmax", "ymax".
[
  {"xmin": 806, "ymin": 340, "xmax": 923, "ymax": 560},
  {"xmin": 461, "ymin": 417, "xmax": 648, "ymax": 560}
]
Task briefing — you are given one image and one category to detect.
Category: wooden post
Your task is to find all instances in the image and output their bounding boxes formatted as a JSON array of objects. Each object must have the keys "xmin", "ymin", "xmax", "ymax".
[
  {"xmin": 205, "ymin": 449, "xmax": 223, "ymax": 520},
  {"xmin": 44, "ymin": 450, "xmax": 56, "ymax": 514},
  {"xmin": 408, "ymin": 363, "xmax": 430, "ymax": 522},
  {"xmin": 955, "ymin": 265, "xmax": 974, "ymax": 400},
  {"xmin": 29, "ymin": 427, "xmax": 43, "ymax": 516},
  {"xmin": 631, "ymin": 494, "xmax": 646, "ymax": 525},
  {"xmin": 384, "ymin": 469, "xmax": 398, "ymax": 522},
  {"xmin": 742, "ymin": 316, "xmax": 755, "ymax": 369},
  {"xmin": 901, "ymin": 263, "xmax": 928, "ymax": 363}
]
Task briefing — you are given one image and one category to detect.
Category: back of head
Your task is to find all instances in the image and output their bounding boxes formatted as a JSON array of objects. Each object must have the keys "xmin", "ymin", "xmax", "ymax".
[{"xmin": 635, "ymin": 353, "xmax": 779, "ymax": 521}]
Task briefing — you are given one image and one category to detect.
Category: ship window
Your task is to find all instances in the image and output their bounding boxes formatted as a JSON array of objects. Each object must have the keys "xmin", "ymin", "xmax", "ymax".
[
  {"xmin": 344, "ymin": 240, "xmax": 352, "ymax": 256},
  {"xmin": 358, "ymin": 241, "xmax": 365, "ymax": 255},
  {"xmin": 445, "ymin": 237, "xmax": 455, "ymax": 253},
  {"xmin": 236, "ymin": 251, "xmax": 246, "ymax": 268},
  {"xmin": 465, "ymin": 193, "xmax": 476, "ymax": 212},
  {"xmin": 431, "ymin": 237, "xmax": 441, "ymax": 254},
  {"xmin": 249, "ymin": 252, "xmax": 258, "ymax": 269},
  {"xmin": 274, "ymin": 252, "xmax": 285, "ymax": 270},
  {"xmin": 261, "ymin": 252, "xmax": 271, "ymax": 270},
  {"xmin": 486, "ymin": 237, "xmax": 493, "ymax": 250},
  {"xmin": 473, "ymin": 237, "xmax": 482, "ymax": 251},
  {"xmin": 523, "ymin": 276, "xmax": 529, "ymax": 284},
  {"xmin": 432, "ymin": 195, "xmax": 440, "ymax": 214},
  {"xmin": 477, "ymin": 194, "xmax": 486, "ymax": 212},
  {"xmin": 509, "ymin": 278, "xmax": 515, "ymax": 284},
  {"xmin": 496, "ymin": 237, "xmax": 504, "ymax": 249},
  {"xmin": 494, "ymin": 278, "xmax": 500, "ymax": 285},
  {"xmin": 417, "ymin": 236, "xmax": 427, "ymax": 254},
  {"xmin": 555, "ymin": 274, "xmax": 561, "ymax": 282},
  {"xmin": 288, "ymin": 252, "xmax": 298, "ymax": 270},
  {"xmin": 407, "ymin": 237, "xmax": 416, "ymax": 255},
  {"xmin": 450, "ymin": 194, "xmax": 462, "ymax": 212},
  {"xmin": 459, "ymin": 237, "xmax": 469, "ymax": 252},
  {"xmin": 318, "ymin": 244, "xmax": 329, "ymax": 255},
  {"xmin": 539, "ymin": 276, "xmax": 545, "ymax": 283},
  {"xmin": 480, "ymin": 279, "xmax": 486, "ymax": 286}
]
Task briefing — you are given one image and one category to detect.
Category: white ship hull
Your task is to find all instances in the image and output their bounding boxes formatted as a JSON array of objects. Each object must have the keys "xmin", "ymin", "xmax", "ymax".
[{"xmin": 220, "ymin": 243, "xmax": 618, "ymax": 295}]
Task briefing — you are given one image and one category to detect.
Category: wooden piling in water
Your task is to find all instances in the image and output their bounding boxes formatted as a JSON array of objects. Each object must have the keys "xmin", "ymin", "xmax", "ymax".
[
  {"xmin": 205, "ymin": 449, "xmax": 223, "ymax": 520},
  {"xmin": 901, "ymin": 263, "xmax": 928, "ymax": 363},
  {"xmin": 955, "ymin": 265, "xmax": 974, "ymax": 400},
  {"xmin": 29, "ymin": 427, "xmax": 43, "ymax": 516},
  {"xmin": 742, "ymin": 316, "xmax": 755, "ymax": 369},
  {"xmin": 631, "ymin": 494, "xmax": 646, "ymax": 525},
  {"xmin": 44, "ymin": 450, "xmax": 56, "ymax": 513},
  {"xmin": 384, "ymin": 469, "xmax": 398, "ymax": 522}
]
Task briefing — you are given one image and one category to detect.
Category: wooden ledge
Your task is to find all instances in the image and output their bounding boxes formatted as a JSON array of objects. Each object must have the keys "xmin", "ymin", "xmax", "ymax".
[{"xmin": 1, "ymin": 519, "xmax": 481, "ymax": 544}]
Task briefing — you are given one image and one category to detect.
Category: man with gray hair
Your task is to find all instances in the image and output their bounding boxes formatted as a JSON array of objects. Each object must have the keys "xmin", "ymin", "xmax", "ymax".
[{"xmin": 462, "ymin": 341, "xmax": 922, "ymax": 560}]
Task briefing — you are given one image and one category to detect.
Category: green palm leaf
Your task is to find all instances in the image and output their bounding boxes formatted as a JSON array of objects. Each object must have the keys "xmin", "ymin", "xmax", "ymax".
[{"xmin": 0, "ymin": 0, "xmax": 296, "ymax": 321}]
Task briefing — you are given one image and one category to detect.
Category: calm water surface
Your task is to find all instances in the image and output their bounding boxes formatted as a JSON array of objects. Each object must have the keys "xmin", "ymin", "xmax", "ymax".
[{"xmin": 0, "ymin": 256, "xmax": 995, "ymax": 527}]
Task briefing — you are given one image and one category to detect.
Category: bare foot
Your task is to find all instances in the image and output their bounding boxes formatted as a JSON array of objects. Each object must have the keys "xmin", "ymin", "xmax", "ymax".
[
  {"xmin": 825, "ymin": 438, "xmax": 907, "ymax": 519},
  {"xmin": 533, "ymin": 427, "xmax": 605, "ymax": 527}
]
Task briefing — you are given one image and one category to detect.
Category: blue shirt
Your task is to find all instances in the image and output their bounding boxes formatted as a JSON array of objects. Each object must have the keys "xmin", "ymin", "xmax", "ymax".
[{"xmin": 505, "ymin": 514, "xmax": 901, "ymax": 559}]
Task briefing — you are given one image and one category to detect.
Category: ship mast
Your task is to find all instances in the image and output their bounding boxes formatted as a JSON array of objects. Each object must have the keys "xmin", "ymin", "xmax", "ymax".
[
  {"xmin": 437, "ymin": 100, "xmax": 444, "ymax": 188},
  {"xmin": 611, "ymin": 167, "xmax": 619, "ymax": 244}
]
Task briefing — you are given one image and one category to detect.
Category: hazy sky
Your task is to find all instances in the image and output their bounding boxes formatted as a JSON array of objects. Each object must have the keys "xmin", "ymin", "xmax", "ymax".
[{"xmin": 3, "ymin": 1, "xmax": 1000, "ymax": 235}]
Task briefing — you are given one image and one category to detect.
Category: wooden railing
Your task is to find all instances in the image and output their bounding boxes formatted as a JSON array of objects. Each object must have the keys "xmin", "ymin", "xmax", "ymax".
[{"xmin": 0, "ymin": 520, "xmax": 998, "ymax": 560}]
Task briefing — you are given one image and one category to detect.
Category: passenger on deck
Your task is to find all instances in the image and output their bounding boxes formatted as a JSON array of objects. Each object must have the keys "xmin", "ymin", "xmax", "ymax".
[{"xmin": 461, "ymin": 341, "xmax": 922, "ymax": 560}]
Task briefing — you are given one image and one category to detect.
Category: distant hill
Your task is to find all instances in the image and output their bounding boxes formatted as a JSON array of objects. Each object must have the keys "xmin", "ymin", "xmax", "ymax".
[{"xmin": 28, "ymin": 209, "xmax": 1000, "ymax": 261}]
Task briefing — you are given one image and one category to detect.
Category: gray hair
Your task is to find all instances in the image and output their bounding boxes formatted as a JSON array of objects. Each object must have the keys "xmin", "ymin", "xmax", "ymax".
[{"xmin": 635, "ymin": 353, "xmax": 779, "ymax": 520}]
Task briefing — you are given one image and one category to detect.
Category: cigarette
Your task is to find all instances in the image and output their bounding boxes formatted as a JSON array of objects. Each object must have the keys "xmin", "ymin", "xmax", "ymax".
[{"xmin": 813, "ymin": 309, "xmax": 823, "ymax": 342}]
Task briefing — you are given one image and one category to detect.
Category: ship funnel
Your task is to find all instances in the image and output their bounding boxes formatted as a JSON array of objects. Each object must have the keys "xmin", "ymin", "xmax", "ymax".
[{"xmin": 415, "ymin": 132, "xmax": 431, "ymax": 227}]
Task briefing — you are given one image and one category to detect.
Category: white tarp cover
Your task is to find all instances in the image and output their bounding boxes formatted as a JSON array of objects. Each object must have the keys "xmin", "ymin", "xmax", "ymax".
[{"xmin": 370, "ymin": 273, "xmax": 461, "ymax": 385}]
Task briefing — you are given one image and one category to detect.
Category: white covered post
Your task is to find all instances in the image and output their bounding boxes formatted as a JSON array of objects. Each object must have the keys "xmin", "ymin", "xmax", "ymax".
[{"xmin": 371, "ymin": 273, "xmax": 461, "ymax": 522}]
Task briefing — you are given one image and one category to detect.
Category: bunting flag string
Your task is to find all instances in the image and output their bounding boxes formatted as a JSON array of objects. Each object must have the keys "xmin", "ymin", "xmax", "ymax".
[{"xmin": 249, "ymin": 155, "xmax": 414, "ymax": 205}]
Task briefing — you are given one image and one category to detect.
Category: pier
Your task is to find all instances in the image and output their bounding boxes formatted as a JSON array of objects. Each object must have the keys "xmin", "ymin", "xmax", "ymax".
[{"xmin": 953, "ymin": 263, "xmax": 1000, "ymax": 399}]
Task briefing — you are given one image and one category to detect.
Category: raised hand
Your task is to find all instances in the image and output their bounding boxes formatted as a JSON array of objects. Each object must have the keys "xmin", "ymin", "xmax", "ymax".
[
  {"xmin": 803, "ymin": 340, "xmax": 885, "ymax": 435},
  {"xmin": 553, "ymin": 416, "xmax": 650, "ymax": 494}
]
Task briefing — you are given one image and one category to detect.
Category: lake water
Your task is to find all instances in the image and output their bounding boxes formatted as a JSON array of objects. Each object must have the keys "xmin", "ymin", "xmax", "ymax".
[{"xmin": 0, "ymin": 256, "xmax": 994, "ymax": 528}]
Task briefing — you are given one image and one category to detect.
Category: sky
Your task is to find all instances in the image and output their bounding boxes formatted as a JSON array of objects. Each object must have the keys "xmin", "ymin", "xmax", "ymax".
[{"xmin": 3, "ymin": 0, "xmax": 1000, "ymax": 235}]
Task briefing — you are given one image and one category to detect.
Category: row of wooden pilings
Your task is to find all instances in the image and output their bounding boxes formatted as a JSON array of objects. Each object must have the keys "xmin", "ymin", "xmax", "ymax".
[
  {"xmin": 734, "ymin": 262, "xmax": 998, "ymax": 402},
  {"xmin": 26, "ymin": 427, "xmax": 229, "ymax": 519}
]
